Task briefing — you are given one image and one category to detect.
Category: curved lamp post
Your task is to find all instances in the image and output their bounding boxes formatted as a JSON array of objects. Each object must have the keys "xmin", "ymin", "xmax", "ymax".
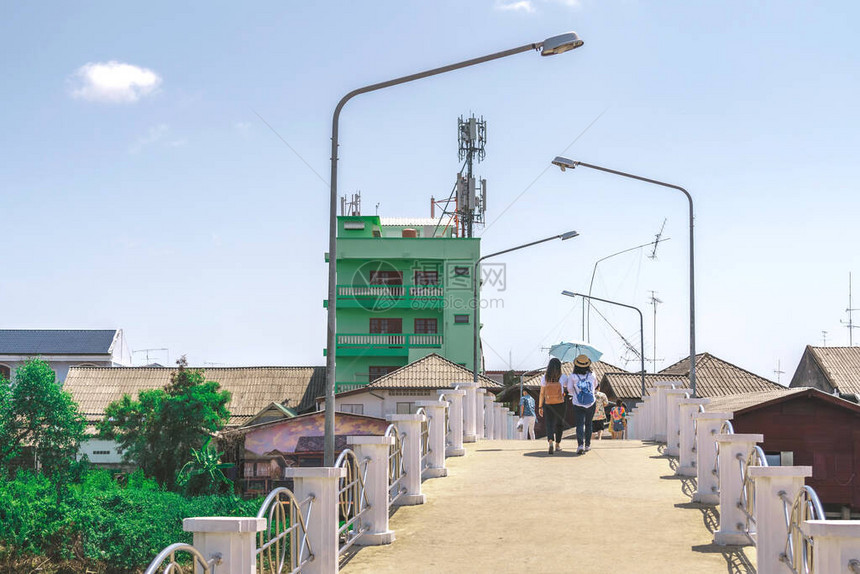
[
  {"xmin": 562, "ymin": 290, "xmax": 646, "ymax": 399},
  {"xmin": 472, "ymin": 230, "xmax": 579, "ymax": 384},
  {"xmin": 322, "ymin": 33, "xmax": 585, "ymax": 465},
  {"xmin": 552, "ymin": 157, "xmax": 696, "ymax": 398}
]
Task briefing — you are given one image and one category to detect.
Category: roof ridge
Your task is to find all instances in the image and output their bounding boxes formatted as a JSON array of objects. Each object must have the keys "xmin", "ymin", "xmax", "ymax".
[{"xmin": 704, "ymin": 353, "xmax": 778, "ymax": 386}]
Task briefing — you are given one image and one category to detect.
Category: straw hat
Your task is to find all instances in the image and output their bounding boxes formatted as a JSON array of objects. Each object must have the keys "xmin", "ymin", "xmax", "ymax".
[{"xmin": 574, "ymin": 354, "xmax": 591, "ymax": 369}]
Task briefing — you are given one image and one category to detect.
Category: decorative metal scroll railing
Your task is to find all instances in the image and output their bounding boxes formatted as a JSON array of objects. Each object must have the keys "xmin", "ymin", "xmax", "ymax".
[
  {"xmin": 415, "ymin": 407, "xmax": 431, "ymax": 472},
  {"xmin": 256, "ymin": 487, "xmax": 315, "ymax": 574},
  {"xmin": 739, "ymin": 445, "xmax": 769, "ymax": 543},
  {"xmin": 438, "ymin": 393, "xmax": 451, "ymax": 447},
  {"xmin": 144, "ymin": 543, "xmax": 220, "ymax": 574},
  {"xmin": 712, "ymin": 419, "xmax": 735, "ymax": 489},
  {"xmin": 336, "ymin": 449, "xmax": 370, "ymax": 555},
  {"xmin": 385, "ymin": 424, "xmax": 407, "ymax": 505},
  {"xmin": 691, "ymin": 404, "xmax": 707, "ymax": 456},
  {"xmin": 780, "ymin": 485, "xmax": 826, "ymax": 574}
]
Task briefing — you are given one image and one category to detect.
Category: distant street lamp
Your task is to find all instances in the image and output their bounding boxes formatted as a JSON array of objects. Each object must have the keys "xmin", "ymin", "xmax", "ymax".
[
  {"xmin": 562, "ymin": 291, "xmax": 646, "ymax": 399},
  {"xmin": 472, "ymin": 231, "xmax": 579, "ymax": 384},
  {"xmin": 552, "ymin": 157, "xmax": 697, "ymax": 397},
  {"xmin": 321, "ymin": 33, "xmax": 586, "ymax": 466}
]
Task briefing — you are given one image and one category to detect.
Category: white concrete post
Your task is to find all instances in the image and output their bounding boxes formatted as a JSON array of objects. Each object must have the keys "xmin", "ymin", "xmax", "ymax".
[
  {"xmin": 507, "ymin": 410, "xmax": 516, "ymax": 440},
  {"xmin": 348, "ymin": 435, "xmax": 397, "ymax": 546},
  {"xmin": 457, "ymin": 382, "xmax": 478, "ymax": 443},
  {"xmin": 665, "ymin": 388, "xmax": 689, "ymax": 456},
  {"xmin": 677, "ymin": 398, "xmax": 709, "ymax": 476},
  {"xmin": 438, "ymin": 389, "xmax": 466, "ymax": 456},
  {"xmin": 653, "ymin": 381, "xmax": 678, "ymax": 443},
  {"xmin": 692, "ymin": 412, "xmax": 733, "ymax": 504},
  {"xmin": 386, "ymin": 413, "xmax": 427, "ymax": 506},
  {"xmin": 714, "ymin": 433, "xmax": 763, "ymax": 546},
  {"xmin": 749, "ymin": 466, "xmax": 812, "ymax": 574},
  {"xmin": 483, "ymin": 395, "xmax": 495, "ymax": 439},
  {"xmin": 626, "ymin": 412, "xmax": 637, "ymax": 439},
  {"xmin": 801, "ymin": 520, "xmax": 860, "ymax": 574},
  {"xmin": 640, "ymin": 394, "xmax": 654, "ymax": 441},
  {"xmin": 476, "ymin": 388, "xmax": 487, "ymax": 439},
  {"xmin": 283, "ymin": 467, "xmax": 346, "ymax": 574},
  {"xmin": 414, "ymin": 400, "xmax": 447, "ymax": 478},
  {"xmin": 183, "ymin": 517, "xmax": 265, "ymax": 574},
  {"xmin": 493, "ymin": 403, "xmax": 504, "ymax": 440}
]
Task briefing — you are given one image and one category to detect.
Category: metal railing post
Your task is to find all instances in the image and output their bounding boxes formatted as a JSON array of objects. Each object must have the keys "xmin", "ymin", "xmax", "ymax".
[
  {"xmin": 348, "ymin": 435, "xmax": 397, "ymax": 546},
  {"xmin": 714, "ymin": 433, "xmax": 763, "ymax": 546}
]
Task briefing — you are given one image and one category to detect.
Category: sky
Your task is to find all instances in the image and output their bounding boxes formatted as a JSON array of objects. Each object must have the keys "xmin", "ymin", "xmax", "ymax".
[{"xmin": 2, "ymin": 1, "xmax": 859, "ymax": 382}]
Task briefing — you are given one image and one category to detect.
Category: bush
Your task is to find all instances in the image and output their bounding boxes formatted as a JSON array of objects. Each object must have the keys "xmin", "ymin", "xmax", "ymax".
[{"xmin": 0, "ymin": 470, "xmax": 261, "ymax": 572}]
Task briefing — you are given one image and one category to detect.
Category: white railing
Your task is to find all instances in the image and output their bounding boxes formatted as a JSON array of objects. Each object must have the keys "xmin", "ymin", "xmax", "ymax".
[
  {"xmin": 739, "ymin": 445, "xmax": 769, "ymax": 543},
  {"xmin": 712, "ymin": 419, "xmax": 734, "ymax": 488},
  {"xmin": 438, "ymin": 393, "xmax": 451, "ymax": 447},
  {"xmin": 336, "ymin": 449, "xmax": 370, "ymax": 555},
  {"xmin": 385, "ymin": 424, "xmax": 407, "ymax": 505},
  {"xmin": 256, "ymin": 487, "xmax": 315, "ymax": 574},
  {"xmin": 780, "ymin": 486, "xmax": 826, "ymax": 574},
  {"xmin": 415, "ymin": 407, "xmax": 431, "ymax": 472},
  {"xmin": 144, "ymin": 543, "xmax": 221, "ymax": 574},
  {"xmin": 337, "ymin": 285, "xmax": 405, "ymax": 297}
]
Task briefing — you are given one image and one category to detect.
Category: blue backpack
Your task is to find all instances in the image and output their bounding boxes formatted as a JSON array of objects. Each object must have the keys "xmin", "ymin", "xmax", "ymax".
[{"xmin": 574, "ymin": 374, "xmax": 594, "ymax": 404}]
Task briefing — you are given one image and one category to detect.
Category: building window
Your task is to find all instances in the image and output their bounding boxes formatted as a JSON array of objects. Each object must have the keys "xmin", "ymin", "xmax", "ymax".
[
  {"xmin": 340, "ymin": 404, "xmax": 364, "ymax": 415},
  {"xmin": 370, "ymin": 271, "xmax": 403, "ymax": 285},
  {"xmin": 0, "ymin": 364, "xmax": 10, "ymax": 380},
  {"xmin": 396, "ymin": 402, "xmax": 415, "ymax": 415},
  {"xmin": 454, "ymin": 314, "xmax": 470, "ymax": 324},
  {"xmin": 370, "ymin": 318, "xmax": 402, "ymax": 334},
  {"xmin": 368, "ymin": 365, "xmax": 399, "ymax": 382},
  {"xmin": 414, "ymin": 318, "xmax": 438, "ymax": 334},
  {"xmin": 414, "ymin": 270, "xmax": 439, "ymax": 285},
  {"xmin": 92, "ymin": 450, "xmax": 111, "ymax": 455}
]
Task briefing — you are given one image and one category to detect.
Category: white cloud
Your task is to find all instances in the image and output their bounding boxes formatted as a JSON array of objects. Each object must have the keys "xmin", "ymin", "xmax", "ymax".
[
  {"xmin": 70, "ymin": 61, "xmax": 162, "ymax": 103},
  {"xmin": 496, "ymin": 1, "xmax": 535, "ymax": 12}
]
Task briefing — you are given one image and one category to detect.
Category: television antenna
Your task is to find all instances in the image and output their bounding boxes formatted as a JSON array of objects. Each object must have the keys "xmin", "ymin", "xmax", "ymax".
[
  {"xmin": 821, "ymin": 331, "xmax": 828, "ymax": 346},
  {"xmin": 773, "ymin": 359, "xmax": 785, "ymax": 384},
  {"xmin": 648, "ymin": 290, "xmax": 664, "ymax": 372},
  {"xmin": 133, "ymin": 348, "xmax": 169, "ymax": 366},
  {"xmin": 841, "ymin": 272, "xmax": 860, "ymax": 346},
  {"xmin": 649, "ymin": 219, "xmax": 667, "ymax": 259}
]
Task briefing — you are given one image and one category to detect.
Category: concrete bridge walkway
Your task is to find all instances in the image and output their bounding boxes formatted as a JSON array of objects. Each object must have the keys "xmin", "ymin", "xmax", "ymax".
[{"xmin": 343, "ymin": 439, "xmax": 755, "ymax": 574}]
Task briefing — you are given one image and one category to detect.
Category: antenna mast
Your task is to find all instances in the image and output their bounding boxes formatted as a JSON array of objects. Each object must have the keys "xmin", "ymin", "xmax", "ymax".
[
  {"xmin": 649, "ymin": 219, "xmax": 667, "ymax": 259},
  {"xmin": 648, "ymin": 290, "xmax": 663, "ymax": 372},
  {"xmin": 340, "ymin": 191, "xmax": 361, "ymax": 216},
  {"xmin": 773, "ymin": 359, "xmax": 785, "ymax": 384},
  {"xmin": 841, "ymin": 271, "xmax": 860, "ymax": 346}
]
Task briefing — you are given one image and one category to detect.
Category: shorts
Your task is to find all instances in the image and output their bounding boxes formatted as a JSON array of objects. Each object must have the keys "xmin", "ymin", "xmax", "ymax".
[
  {"xmin": 612, "ymin": 420, "xmax": 625, "ymax": 432},
  {"xmin": 592, "ymin": 419, "xmax": 605, "ymax": 431}
]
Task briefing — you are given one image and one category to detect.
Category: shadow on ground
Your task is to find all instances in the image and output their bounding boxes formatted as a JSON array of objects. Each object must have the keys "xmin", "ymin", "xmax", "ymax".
[{"xmin": 692, "ymin": 543, "xmax": 756, "ymax": 574}]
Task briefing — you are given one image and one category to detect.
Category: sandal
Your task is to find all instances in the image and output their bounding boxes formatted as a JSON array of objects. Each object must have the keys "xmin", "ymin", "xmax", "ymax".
[{"xmin": 548, "ymin": 443, "xmax": 554, "ymax": 455}]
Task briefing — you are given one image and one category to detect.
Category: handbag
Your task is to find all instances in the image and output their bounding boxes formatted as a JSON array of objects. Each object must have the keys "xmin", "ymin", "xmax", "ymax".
[{"xmin": 516, "ymin": 418, "xmax": 524, "ymax": 430}]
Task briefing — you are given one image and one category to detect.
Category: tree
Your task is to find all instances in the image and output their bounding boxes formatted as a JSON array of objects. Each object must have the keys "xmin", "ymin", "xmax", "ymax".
[
  {"xmin": 98, "ymin": 356, "xmax": 231, "ymax": 488},
  {"xmin": 0, "ymin": 358, "xmax": 87, "ymax": 482}
]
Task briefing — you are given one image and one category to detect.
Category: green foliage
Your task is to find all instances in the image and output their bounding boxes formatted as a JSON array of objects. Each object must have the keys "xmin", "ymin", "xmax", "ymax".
[
  {"xmin": 0, "ymin": 358, "xmax": 87, "ymax": 485},
  {"xmin": 98, "ymin": 356, "xmax": 231, "ymax": 488},
  {"xmin": 0, "ymin": 469, "xmax": 261, "ymax": 571},
  {"xmin": 176, "ymin": 437, "xmax": 235, "ymax": 496}
]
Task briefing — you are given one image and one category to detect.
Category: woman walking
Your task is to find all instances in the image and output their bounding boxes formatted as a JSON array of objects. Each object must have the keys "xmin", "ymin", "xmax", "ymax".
[
  {"xmin": 538, "ymin": 358, "xmax": 566, "ymax": 455},
  {"xmin": 564, "ymin": 354, "xmax": 598, "ymax": 454}
]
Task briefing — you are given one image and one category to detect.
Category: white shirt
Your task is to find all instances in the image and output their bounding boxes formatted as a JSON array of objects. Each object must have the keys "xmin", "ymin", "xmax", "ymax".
[{"xmin": 563, "ymin": 372, "xmax": 598, "ymax": 408}]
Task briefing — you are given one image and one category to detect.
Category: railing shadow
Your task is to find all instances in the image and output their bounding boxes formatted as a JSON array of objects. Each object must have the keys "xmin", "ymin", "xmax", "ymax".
[{"xmin": 690, "ymin": 543, "xmax": 756, "ymax": 574}]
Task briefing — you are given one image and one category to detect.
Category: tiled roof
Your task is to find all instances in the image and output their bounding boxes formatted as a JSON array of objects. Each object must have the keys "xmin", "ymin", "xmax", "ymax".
[
  {"xmin": 0, "ymin": 329, "xmax": 117, "ymax": 355},
  {"xmin": 364, "ymin": 353, "xmax": 501, "ymax": 390},
  {"xmin": 702, "ymin": 387, "xmax": 812, "ymax": 414},
  {"xmin": 600, "ymin": 372, "xmax": 684, "ymax": 401},
  {"xmin": 807, "ymin": 346, "xmax": 860, "ymax": 395},
  {"xmin": 656, "ymin": 353, "xmax": 782, "ymax": 397},
  {"xmin": 521, "ymin": 359, "xmax": 627, "ymax": 388},
  {"xmin": 64, "ymin": 366, "xmax": 326, "ymax": 426}
]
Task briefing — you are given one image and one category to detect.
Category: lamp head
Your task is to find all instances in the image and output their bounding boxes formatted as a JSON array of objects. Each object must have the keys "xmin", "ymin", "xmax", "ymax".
[
  {"xmin": 560, "ymin": 231, "xmax": 579, "ymax": 241},
  {"xmin": 540, "ymin": 32, "xmax": 584, "ymax": 56},
  {"xmin": 552, "ymin": 156, "xmax": 578, "ymax": 172},
  {"xmin": 561, "ymin": 290, "xmax": 577, "ymax": 298}
]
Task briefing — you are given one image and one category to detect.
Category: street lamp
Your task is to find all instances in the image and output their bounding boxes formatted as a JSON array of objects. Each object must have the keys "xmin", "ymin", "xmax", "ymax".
[
  {"xmin": 552, "ymin": 157, "xmax": 697, "ymax": 397},
  {"xmin": 322, "ymin": 33, "xmax": 586, "ymax": 466},
  {"xmin": 562, "ymin": 291, "xmax": 646, "ymax": 399},
  {"xmin": 472, "ymin": 231, "xmax": 579, "ymax": 385}
]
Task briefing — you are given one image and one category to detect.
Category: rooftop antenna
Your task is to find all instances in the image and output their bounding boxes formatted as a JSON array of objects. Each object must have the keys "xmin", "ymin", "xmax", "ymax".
[
  {"xmin": 649, "ymin": 219, "xmax": 668, "ymax": 259},
  {"xmin": 841, "ymin": 271, "xmax": 860, "ymax": 346},
  {"xmin": 822, "ymin": 330, "xmax": 828, "ymax": 347},
  {"xmin": 340, "ymin": 191, "xmax": 361, "ymax": 216},
  {"xmin": 648, "ymin": 290, "xmax": 664, "ymax": 372},
  {"xmin": 773, "ymin": 359, "xmax": 785, "ymax": 384},
  {"xmin": 133, "ymin": 348, "xmax": 169, "ymax": 366},
  {"xmin": 456, "ymin": 114, "xmax": 487, "ymax": 237}
]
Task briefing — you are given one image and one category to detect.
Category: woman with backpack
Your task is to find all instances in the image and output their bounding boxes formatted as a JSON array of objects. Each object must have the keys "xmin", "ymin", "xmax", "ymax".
[
  {"xmin": 538, "ymin": 357, "xmax": 566, "ymax": 455},
  {"xmin": 564, "ymin": 354, "xmax": 598, "ymax": 454}
]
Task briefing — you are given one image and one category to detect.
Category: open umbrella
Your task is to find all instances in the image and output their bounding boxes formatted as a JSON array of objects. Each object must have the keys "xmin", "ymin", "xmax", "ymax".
[{"xmin": 548, "ymin": 341, "xmax": 603, "ymax": 364}]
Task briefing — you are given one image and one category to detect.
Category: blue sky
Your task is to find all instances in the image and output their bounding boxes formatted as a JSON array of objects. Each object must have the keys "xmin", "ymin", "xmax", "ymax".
[{"xmin": 2, "ymin": 1, "xmax": 858, "ymax": 381}]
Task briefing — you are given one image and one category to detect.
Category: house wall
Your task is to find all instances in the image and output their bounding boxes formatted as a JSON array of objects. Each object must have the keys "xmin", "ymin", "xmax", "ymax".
[
  {"xmin": 79, "ymin": 438, "xmax": 124, "ymax": 466},
  {"xmin": 328, "ymin": 389, "xmax": 439, "ymax": 419},
  {"xmin": 0, "ymin": 356, "xmax": 114, "ymax": 384},
  {"xmin": 789, "ymin": 351, "xmax": 834, "ymax": 392},
  {"xmin": 732, "ymin": 397, "xmax": 860, "ymax": 511}
]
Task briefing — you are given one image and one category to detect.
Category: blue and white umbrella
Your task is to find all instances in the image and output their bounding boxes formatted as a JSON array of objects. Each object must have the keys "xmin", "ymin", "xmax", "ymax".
[{"xmin": 548, "ymin": 341, "xmax": 603, "ymax": 364}]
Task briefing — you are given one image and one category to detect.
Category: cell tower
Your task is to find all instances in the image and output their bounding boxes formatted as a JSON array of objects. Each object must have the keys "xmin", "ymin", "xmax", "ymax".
[
  {"xmin": 430, "ymin": 114, "xmax": 488, "ymax": 238},
  {"xmin": 841, "ymin": 272, "xmax": 860, "ymax": 346},
  {"xmin": 340, "ymin": 192, "xmax": 361, "ymax": 216}
]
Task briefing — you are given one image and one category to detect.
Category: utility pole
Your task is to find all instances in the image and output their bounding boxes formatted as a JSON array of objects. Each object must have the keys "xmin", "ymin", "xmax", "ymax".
[
  {"xmin": 841, "ymin": 272, "xmax": 860, "ymax": 346},
  {"xmin": 648, "ymin": 290, "xmax": 663, "ymax": 373}
]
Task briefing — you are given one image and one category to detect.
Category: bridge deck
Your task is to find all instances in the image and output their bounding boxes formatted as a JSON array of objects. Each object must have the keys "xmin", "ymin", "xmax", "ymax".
[{"xmin": 343, "ymin": 439, "xmax": 755, "ymax": 573}]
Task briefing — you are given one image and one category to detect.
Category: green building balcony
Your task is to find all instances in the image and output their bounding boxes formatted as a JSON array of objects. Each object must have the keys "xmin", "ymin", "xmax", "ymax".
[
  {"xmin": 335, "ymin": 333, "xmax": 443, "ymax": 356},
  {"xmin": 336, "ymin": 285, "xmax": 444, "ymax": 310}
]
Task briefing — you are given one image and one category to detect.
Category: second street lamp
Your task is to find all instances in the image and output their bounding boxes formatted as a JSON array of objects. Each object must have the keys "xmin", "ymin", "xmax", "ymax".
[
  {"xmin": 472, "ymin": 231, "xmax": 579, "ymax": 384},
  {"xmin": 552, "ymin": 156, "xmax": 697, "ymax": 398},
  {"xmin": 562, "ymin": 290, "xmax": 646, "ymax": 399}
]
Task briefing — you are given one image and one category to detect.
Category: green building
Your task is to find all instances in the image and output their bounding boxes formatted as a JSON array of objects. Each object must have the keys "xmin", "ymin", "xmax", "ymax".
[{"xmin": 327, "ymin": 215, "xmax": 480, "ymax": 392}]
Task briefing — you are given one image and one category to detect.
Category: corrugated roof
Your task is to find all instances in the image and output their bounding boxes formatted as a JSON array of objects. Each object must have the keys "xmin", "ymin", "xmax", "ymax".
[
  {"xmin": 362, "ymin": 353, "xmax": 501, "ymax": 390},
  {"xmin": 599, "ymin": 372, "xmax": 682, "ymax": 401},
  {"xmin": 702, "ymin": 387, "xmax": 811, "ymax": 413},
  {"xmin": 657, "ymin": 353, "xmax": 782, "ymax": 397},
  {"xmin": 64, "ymin": 365, "xmax": 326, "ymax": 426},
  {"xmin": 0, "ymin": 329, "xmax": 117, "ymax": 355},
  {"xmin": 521, "ymin": 359, "xmax": 627, "ymax": 387},
  {"xmin": 808, "ymin": 346, "xmax": 860, "ymax": 395}
]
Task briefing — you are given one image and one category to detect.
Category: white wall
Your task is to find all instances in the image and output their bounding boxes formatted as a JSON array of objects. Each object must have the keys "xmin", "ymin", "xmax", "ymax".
[
  {"xmin": 330, "ymin": 389, "xmax": 438, "ymax": 418},
  {"xmin": 79, "ymin": 438, "xmax": 124, "ymax": 465}
]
